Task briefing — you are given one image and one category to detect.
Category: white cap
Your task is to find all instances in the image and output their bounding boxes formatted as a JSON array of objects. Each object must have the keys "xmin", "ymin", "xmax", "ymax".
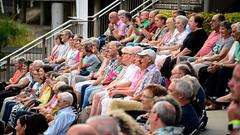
[{"xmin": 137, "ymin": 49, "xmax": 156, "ymax": 61}]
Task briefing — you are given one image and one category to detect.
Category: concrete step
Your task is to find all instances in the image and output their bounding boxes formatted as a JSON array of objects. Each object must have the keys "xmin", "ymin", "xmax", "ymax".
[
  {"xmin": 159, "ymin": 0, "xmax": 202, "ymax": 4},
  {"xmin": 154, "ymin": 3, "xmax": 202, "ymax": 11}
]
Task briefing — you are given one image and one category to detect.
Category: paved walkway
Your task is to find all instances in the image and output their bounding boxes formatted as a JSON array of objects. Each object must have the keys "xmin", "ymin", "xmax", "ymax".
[{"xmin": 200, "ymin": 110, "xmax": 229, "ymax": 135}]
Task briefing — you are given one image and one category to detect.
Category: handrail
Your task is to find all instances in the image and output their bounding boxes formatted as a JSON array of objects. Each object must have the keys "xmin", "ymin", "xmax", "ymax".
[
  {"xmin": 0, "ymin": 19, "xmax": 85, "ymax": 63},
  {"xmin": 130, "ymin": 0, "xmax": 151, "ymax": 14},
  {"xmin": 98, "ymin": 2, "xmax": 121, "ymax": 18},
  {"xmin": 88, "ymin": 0, "xmax": 120, "ymax": 19},
  {"xmin": 132, "ymin": 1, "xmax": 158, "ymax": 18}
]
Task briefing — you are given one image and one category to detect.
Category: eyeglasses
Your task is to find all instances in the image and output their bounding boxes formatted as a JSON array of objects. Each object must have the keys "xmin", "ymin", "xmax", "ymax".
[{"xmin": 142, "ymin": 94, "xmax": 153, "ymax": 99}]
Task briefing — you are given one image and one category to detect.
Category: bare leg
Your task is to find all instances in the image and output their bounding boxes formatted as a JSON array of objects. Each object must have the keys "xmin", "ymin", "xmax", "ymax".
[{"xmin": 90, "ymin": 93, "xmax": 101, "ymax": 116}]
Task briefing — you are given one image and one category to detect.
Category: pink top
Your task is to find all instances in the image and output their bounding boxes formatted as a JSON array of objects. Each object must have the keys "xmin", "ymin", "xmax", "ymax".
[
  {"xmin": 161, "ymin": 31, "xmax": 173, "ymax": 45},
  {"xmin": 10, "ymin": 70, "xmax": 22, "ymax": 84},
  {"xmin": 116, "ymin": 21, "xmax": 127, "ymax": 37},
  {"xmin": 129, "ymin": 69, "xmax": 145, "ymax": 89},
  {"xmin": 196, "ymin": 31, "xmax": 220, "ymax": 57},
  {"xmin": 47, "ymin": 95, "xmax": 58, "ymax": 109},
  {"xmin": 75, "ymin": 51, "xmax": 81, "ymax": 63}
]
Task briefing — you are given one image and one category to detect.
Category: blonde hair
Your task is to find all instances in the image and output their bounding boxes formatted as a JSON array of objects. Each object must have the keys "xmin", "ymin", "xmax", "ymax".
[{"xmin": 108, "ymin": 109, "xmax": 147, "ymax": 135}]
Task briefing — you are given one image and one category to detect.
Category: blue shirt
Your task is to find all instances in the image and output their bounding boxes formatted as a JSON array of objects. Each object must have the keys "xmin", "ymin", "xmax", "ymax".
[
  {"xmin": 134, "ymin": 64, "xmax": 162, "ymax": 96},
  {"xmin": 83, "ymin": 54, "xmax": 101, "ymax": 72},
  {"xmin": 44, "ymin": 106, "xmax": 76, "ymax": 135},
  {"xmin": 154, "ymin": 126, "xmax": 184, "ymax": 135}
]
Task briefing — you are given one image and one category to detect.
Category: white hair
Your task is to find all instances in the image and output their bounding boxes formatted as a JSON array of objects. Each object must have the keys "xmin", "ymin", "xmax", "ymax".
[
  {"xmin": 176, "ymin": 15, "xmax": 188, "ymax": 28},
  {"xmin": 181, "ymin": 75, "xmax": 200, "ymax": 97},
  {"xmin": 33, "ymin": 60, "xmax": 44, "ymax": 67},
  {"xmin": 58, "ymin": 92, "xmax": 73, "ymax": 106},
  {"xmin": 232, "ymin": 22, "xmax": 240, "ymax": 33},
  {"xmin": 172, "ymin": 79, "xmax": 193, "ymax": 101}
]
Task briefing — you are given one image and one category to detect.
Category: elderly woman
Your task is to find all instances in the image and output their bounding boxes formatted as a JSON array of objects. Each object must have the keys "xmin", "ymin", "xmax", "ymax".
[
  {"xmin": 154, "ymin": 15, "xmax": 189, "ymax": 70},
  {"xmin": 192, "ymin": 20, "xmax": 234, "ymax": 75},
  {"xmin": 158, "ymin": 15, "xmax": 189, "ymax": 52},
  {"xmin": 0, "ymin": 61, "xmax": 33, "ymax": 108},
  {"xmin": 47, "ymin": 33, "xmax": 65, "ymax": 64}
]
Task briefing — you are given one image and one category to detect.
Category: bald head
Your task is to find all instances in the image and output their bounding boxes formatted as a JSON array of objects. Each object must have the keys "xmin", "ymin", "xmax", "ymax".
[
  {"xmin": 86, "ymin": 116, "xmax": 119, "ymax": 135},
  {"xmin": 140, "ymin": 11, "xmax": 149, "ymax": 23},
  {"xmin": 66, "ymin": 124, "xmax": 99, "ymax": 135},
  {"xmin": 109, "ymin": 11, "xmax": 118, "ymax": 24}
]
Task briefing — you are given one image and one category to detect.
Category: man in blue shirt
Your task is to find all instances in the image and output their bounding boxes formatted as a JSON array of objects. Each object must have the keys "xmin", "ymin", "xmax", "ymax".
[{"xmin": 44, "ymin": 92, "xmax": 76, "ymax": 135}]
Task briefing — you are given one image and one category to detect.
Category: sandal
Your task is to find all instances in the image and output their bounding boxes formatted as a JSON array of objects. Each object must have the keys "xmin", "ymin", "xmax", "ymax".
[{"xmin": 206, "ymin": 103, "xmax": 222, "ymax": 111}]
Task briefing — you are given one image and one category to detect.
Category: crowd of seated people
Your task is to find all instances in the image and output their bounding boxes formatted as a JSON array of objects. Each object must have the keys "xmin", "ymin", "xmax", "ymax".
[{"xmin": 0, "ymin": 8, "xmax": 240, "ymax": 135}]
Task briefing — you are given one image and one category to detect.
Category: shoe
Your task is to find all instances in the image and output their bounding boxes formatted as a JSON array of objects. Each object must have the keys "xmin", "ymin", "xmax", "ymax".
[{"xmin": 206, "ymin": 103, "xmax": 222, "ymax": 111}]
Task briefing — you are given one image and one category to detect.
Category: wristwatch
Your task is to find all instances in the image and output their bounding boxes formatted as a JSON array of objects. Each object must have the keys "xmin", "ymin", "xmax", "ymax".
[{"xmin": 228, "ymin": 120, "xmax": 240, "ymax": 131}]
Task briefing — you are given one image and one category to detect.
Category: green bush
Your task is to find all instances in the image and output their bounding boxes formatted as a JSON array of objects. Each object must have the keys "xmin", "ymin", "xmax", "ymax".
[{"xmin": 0, "ymin": 18, "xmax": 33, "ymax": 48}]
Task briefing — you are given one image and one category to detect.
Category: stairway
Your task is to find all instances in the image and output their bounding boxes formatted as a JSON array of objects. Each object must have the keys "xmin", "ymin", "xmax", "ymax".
[
  {"xmin": 153, "ymin": 0, "xmax": 203, "ymax": 12},
  {"xmin": 0, "ymin": 0, "xmax": 14, "ymax": 16}
]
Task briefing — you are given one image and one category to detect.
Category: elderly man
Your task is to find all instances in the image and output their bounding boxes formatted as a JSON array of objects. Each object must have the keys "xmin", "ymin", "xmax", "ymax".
[
  {"xmin": 168, "ymin": 79, "xmax": 199, "ymax": 135},
  {"xmin": 149, "ymin": 100, "xmax": 183, "ymax": 134},
  {"xmin": 104, "ymin": 11, "xmax": 127, "ymax": 40},
  {"xmin": 44, "ymin": 92, "xmax": 76, "ymax": 135},
  {"xmin": 132, "ymin": 10, "xmax": 158, "ymax": 42},
  {"xmin": 106, "ymin": 49, "xmax": 162, "ymax": 113},
  {"xmin": 228, "ymin": 64, "xmax": 240, "ymax": 135},
  {"xmin": 66, "ymin": 124, "xmax": 99, "ymax": 135},
  {"xmin": 86, "ymin": 116, "xmax": 119, "ymax": 135},
  {"xmin": 74, "ymin": 41, "xmax": 120, "ymax": 106}
]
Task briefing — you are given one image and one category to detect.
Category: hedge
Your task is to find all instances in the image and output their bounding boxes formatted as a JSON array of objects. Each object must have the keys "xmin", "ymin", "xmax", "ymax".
[{"xmin": 0, "ymin": 18, "xmax": 33, "ymax": 48}]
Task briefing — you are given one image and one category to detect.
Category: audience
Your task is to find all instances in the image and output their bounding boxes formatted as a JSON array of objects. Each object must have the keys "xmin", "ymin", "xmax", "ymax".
[{"xmin": 1, "ymin": 8, "xmax": 239, "ymax": 135}]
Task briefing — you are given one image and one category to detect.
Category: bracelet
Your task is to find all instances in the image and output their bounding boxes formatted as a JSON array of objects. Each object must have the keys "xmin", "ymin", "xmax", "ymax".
[
  {"xmin": 228, "ymin": 120, "xmax": 240, "ymax": 131},
  {"xmin": 221, "ymin": 63, "xmax": 224, "ymax": 67}
]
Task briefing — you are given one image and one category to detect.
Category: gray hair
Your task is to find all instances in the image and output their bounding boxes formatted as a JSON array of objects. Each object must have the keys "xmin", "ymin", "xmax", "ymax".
[
  {"xmin": 86, "ymin": 115, "xmax": 119, "ymax": 135},
  {"xmin": 181, "ymin": 75, "xmax": 200, "ymax": 97},
  {"xmin": 118, "ymin": 10, "xmax": 127, "ymax": 16},
  {"xmin": 154, "ymin": 95, "xmax": 182, "ymax": 124},
  {"xmin": 109, "ymin": 41, "xmax": 122, "ymax": 48},
  {"xmin": 152, "ymin": 101, "xmax": 177, "ymax": 126},
  {"xmin": 176, "ymin": 15, "xmax": 188, "ymax": 28},
  {"xmin": 58, "ymin": 92, "xmax": 73, "ymax": 106},
  {"xmin": 172, "ymin": 79, "xmax": 193, "ymax": 101},
  {"xmin": 33, "ymin": 60, "xmax": 44, "ymax": 68},
  {"xmin": 62, "ymin": 29, "xmax": 73, "ymax": 39},
  {"xmin": 56, "ymin": 75, "xmax": 69, "ymax": 85},
  {"xmin": 89, "ymin": 37, "xmax": 100, "ymax": 47},
  {"xmin": 53, "ymin": 81, "xmax": 66, "ymax": 93},
  {"xmin": 16, "ymin": 57, "xmax": 26, "ymax": 64},
  {"xmin": 232, "ymin": 22, "xmax": 240, "ymax": 33}
]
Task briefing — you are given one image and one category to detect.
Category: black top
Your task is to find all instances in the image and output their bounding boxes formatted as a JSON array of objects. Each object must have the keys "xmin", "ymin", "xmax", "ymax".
[
  {"xmin": 180, "ymin": 103, "xmax": 200, "ymax": 135},
  {"xmin": 180, "ymin": 29, "xmax": 208, "ymax": 56}
]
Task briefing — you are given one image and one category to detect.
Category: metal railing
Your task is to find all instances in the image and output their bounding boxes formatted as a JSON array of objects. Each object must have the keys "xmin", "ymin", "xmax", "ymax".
[
  {"xmin": 88, "ymin": 0, "xmax": 152, "ymax": 37},
  {"xmin": 0, "ymin": 19, "xmax": 86, "ymax": 82}
]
